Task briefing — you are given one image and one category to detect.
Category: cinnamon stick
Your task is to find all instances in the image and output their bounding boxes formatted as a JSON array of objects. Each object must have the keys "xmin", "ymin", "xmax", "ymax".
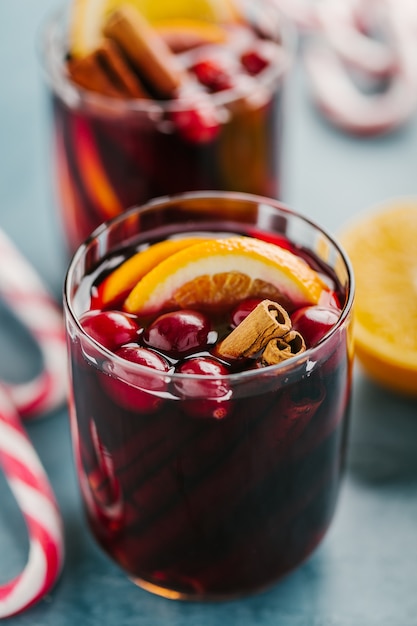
[
  {"xmin": 104, "ymin": 5, "xmax": 187, "ymax": 98},
  {"xmin": 217, "ymin": 300, "xmax": 291, "ymax": 359},
  {"xmin": 97, "ymin": 38, "xmax": 149, "ymax": 98},
  {"xmin": 68, "ymin": 51, "xmax": 123, "ymax": 98},
  {"xmin": 262, "ymin": 330, "xmax": 306, "ymax": 365},
  {"xmin": 68, "ymin": 39, "xmax": 149, "ymax": 98}
]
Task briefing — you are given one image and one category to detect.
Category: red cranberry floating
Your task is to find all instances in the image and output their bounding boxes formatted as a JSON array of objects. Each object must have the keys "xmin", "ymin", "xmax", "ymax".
[
  {"xmin": 171, "ymin": 103, "xmax": 221, "ymax": 144},
  {"xmin": 177, "ymin": 356, "xmax": 229, "ymax": 377},
  {"xmin": 175, "ymin": 356, "xmax": 231, "ymax": 419},
  {"xmin": 241, "ymin": 48, "xmax": 269, "ymax": 75},
  {"xmin": 291, "ymin": 305, "xmax": 340, "ymax": 348},
  {"xmin": 80, "ymin": 310, "xmax": 140, "ymax": 351},
  {"xmin": 143, "ymin": 310, "xmax": 214, "ymax": 359},
  {"xmin": 116, "ymin": 345, "xmax": 170, "ymax": 371},
  {"xmin": 191, "ymin": 58, "xmax": 233, "ymax": 92},
  {"xmin": 230, "ymin": 297, "xmax": 264, "ymax": 328},
  {"xmin": 106, "ymin": 345, "xmax": 170, "ymax": 412}
]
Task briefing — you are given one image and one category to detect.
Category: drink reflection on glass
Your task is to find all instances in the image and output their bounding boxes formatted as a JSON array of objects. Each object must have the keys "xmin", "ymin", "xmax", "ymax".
[
  {"xmin": 42, "ymin": 0, "xmax": 293, "ymax": 253},
  {"xmin": 64, "ymin": 191, "xmax": 354, "ymax": 600}
]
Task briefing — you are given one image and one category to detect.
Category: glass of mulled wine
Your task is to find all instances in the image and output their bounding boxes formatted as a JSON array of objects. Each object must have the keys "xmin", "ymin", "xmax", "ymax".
[
  {"xmin": 42, "ymin": 0, "xmax": 293, "ymax": 253},
  {"xmin": 63, "ymin": 191, "xmax": 354, "ymax": 600}
]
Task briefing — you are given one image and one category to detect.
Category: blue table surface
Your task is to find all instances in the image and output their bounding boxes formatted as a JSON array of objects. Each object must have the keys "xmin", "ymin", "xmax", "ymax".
[{"xmin": 1, "ymin": 2, "xmax": 417, "ymax": 625}]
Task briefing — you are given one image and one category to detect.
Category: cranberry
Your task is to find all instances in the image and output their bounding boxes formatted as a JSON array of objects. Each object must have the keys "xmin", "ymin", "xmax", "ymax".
[
  {"xmin": 191, "ymin": 59, "xmax": 233, "ymax": 92},
  {"xmin": 143, "ymin": 310, "xmax": 214, "ymax": 359},
  {"xmin": 171, "ymin": 102, "xmax": 221, "ymax": 144},
  {"xmin": 230, "ymin": 297, "xmax": 264, "ymax": 327},
  {"xmin": 177, "ymin": 355, "xmax": 229, "ymax": 377},
  {"xmin": 116, "ymin": 345, "xmax": 170, "ymax": 371},
  {"xmin": 291, "ymin": 305, "xmax": 341, "ymax": 348},
  {"xmin": 175, "ymin": 356, "xmax": 231, "ymax": 419},
  {"xmin": 80, "ymin": 310, "xmax": 140, "ymax": 351},
  {"xmin": 106, "ymin": 345, "xmax": 170, "ymax": 412},
  {"xmin": 241, "ymin": 48, "xmax": 269, "ymax": 75}
]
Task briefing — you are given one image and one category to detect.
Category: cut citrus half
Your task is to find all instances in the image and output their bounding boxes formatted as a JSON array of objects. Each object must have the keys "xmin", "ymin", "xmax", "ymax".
[
  {"xmin": 339, "ymin": 199, "xmax": 417, "ymax": 396},
  {"xmin": 124, "ymin": 236, "xmax": 328, "ymax": 315},
  {"xmin": 97, "ymin": 237, "xmax": 209, "ymax": 306},
  {"xmin": 70, "ymin": 0, "xmax": 239, "ymax": 57}
]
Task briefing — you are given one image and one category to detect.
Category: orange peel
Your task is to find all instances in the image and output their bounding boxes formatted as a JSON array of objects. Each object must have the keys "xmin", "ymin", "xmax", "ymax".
[{"xmin": 123, "ymin": 236, "xmax": 328, "ymax": 315}]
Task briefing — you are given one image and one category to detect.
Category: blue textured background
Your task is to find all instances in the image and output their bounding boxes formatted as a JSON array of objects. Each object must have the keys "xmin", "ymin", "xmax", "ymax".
[{"xmin": 1, "ymin": 2, "xmax": 417, "ymax": 625}]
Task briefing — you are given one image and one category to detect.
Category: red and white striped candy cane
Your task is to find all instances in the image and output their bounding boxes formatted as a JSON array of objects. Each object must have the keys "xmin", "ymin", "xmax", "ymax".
[
  {"xmin": 305, "ymin": 1, "xmax": 417, "ymax": 135},
  {"xmin": 0, "ymin": 228, "xmax": 67, "ymax": 419},
  {"xmin": 0, "ymin": 385, "xmax": 64, "ymax": 618},
  {"xmin": 0, "ymin": 227, "xmax": 68, "ymax": 616},
  {"xmin": 314, "ymin": 0, "xmax": 396, "ymax": 79},
  {"xmin": 304, "ymin": 0, "xmax": 417, "ymax": 135},
  {"xmin": 276, "ymin": 0, "xmax": 417, "ymax": 135}
]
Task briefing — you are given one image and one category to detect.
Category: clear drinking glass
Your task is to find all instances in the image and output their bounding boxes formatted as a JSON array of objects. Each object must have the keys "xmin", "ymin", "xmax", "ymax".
[
  {"xmin": 42, "ymin": 0, "xmax": 293, "ymax": 253},
  {"xmin": 63, "ymin": 191, "xmax": 354, "ymax": 600}
]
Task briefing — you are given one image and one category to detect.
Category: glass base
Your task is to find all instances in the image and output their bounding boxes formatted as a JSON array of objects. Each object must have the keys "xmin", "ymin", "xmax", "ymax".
[
  {"xmin": 129, "ymin": 573, "xmax": 284, "ymax": 603},
  {"xmin": 129, "ymin": 575, "xmax": 262, "ymax": 602}
]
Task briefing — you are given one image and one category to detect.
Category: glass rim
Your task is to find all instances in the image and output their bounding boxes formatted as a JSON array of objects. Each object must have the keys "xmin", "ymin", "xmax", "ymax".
[
  {"xmin": 63, "ymin": 191, "xmax": 355, "ymax": 384},
  {"xmin": 40, "ymin": 1, "xmax": 296, "ymax": 115}
]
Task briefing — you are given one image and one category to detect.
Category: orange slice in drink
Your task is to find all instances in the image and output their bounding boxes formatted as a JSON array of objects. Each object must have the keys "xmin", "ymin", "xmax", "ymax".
[
  {"xmin": 339, "ymin": 199, "xmax": 417, "ymax": 396},
  {"xmin": 98, "ymin": 237, "xmax": 209, "ymax": 306},
  {"xmin": 124, "ymin": 236, "xmax": 328, "ymax": 316},
  {"xmin": 70, "ymin": 0, "xmax": 239, "ymax": 57}
]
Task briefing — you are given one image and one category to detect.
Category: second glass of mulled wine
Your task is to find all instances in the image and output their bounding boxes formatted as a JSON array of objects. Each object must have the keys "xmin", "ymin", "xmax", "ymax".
[{"xmin": 43, "ymin": 0, "xmax": 293, "ymax": 253}]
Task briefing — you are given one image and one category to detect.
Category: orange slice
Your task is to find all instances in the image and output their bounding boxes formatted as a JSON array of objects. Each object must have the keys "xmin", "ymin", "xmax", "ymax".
[
  {"xmin": 124, "ymin": 236, "xmax": 328, "ymax": 315},
  {"xmin": 70, "ymin": 0, "xmax": 239, "ymax": 57},
  {"xmin": 339, "ymin": 199, "xmax": 417, "ymax": 396},
  {"xmin": 98, "ymin": 237, "xmax": 209, "ymax": 306}
]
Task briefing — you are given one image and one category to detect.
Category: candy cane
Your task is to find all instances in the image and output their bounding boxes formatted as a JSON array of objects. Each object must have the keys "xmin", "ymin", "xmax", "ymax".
[
  {"xmin": 0, "ymin": 385, "xmax": 64, "ymax": 618},
  {"xmin": 0, "ymin": 227, "xmax": 68, "ymax": 616},
  {"xmin": 0, "ymin": 228, "xmax": 67, "ymax": 419},
  {"xmin": 275, "ymin": 0, "xmax": 417, "ymax": 135},
  {"xmin": 315, "ymin": 0, "xmax": 395, "ymax": 79},
  {"xmin": 304, "ymin": 0, "xmax": 417, "ymax": 135}
]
